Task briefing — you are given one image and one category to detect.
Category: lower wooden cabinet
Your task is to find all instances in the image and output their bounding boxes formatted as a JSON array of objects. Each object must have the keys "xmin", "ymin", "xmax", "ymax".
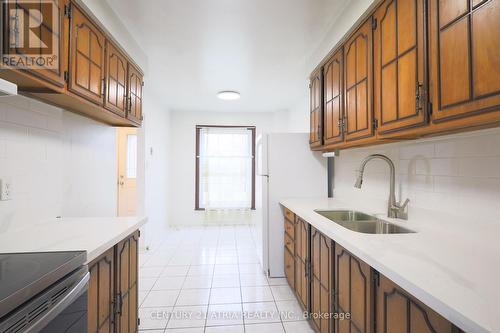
[
  {"xmin": 295, "ymin": 218, "xmax": 310, "ymax": 311},
  {"xmin": 282, "ymin": 208, "xmax": 463, "ymax": 333},
  {"xmin": 376, "ymin": 273, "xmax": 457, "ymax": 333},
  {"xmin": 311, "ymin": 227, "xmax": 334, "ymax": 333},
  {"xmin": 335, "ymin": 243, "xmax": 374, "ymax": 333},
  {"xmin": 115, "ymin": 231, "xmax": 140, "ymax": 333},
  {"xmin": 87, "ymin": 230, "xmax": 140, "ymax": 333},
  {"xmin": 88, "ymin": 248, "xmax": 115, "ymax": 333}
]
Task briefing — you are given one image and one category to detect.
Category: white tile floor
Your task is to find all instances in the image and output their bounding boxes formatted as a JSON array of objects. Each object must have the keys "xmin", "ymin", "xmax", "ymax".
[{"xmin": 138, "ymin": 226, "xmax": 314, "ymax": 333}]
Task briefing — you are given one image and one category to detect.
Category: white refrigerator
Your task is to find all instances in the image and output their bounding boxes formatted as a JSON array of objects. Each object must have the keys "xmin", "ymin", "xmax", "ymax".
[{"xmin": 253, "ymin": 133, "xmax": 327, "ymax": 277}]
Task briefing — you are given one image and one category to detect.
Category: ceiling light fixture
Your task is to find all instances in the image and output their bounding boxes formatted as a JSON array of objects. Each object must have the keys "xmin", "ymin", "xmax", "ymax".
[{"xmin": 217, "ymin": 91, "xmax": 240, "ymax": 100}]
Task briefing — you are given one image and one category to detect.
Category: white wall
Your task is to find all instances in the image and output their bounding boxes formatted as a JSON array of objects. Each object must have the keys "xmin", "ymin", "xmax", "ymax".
[
  {"xmin": 140, "ymin": 89, "xmax": 172, "ymax": 247},
  {"xmin": 168, "ymin": 111, "xmax": 277, "ymax": 226},
  {"xmin": 334, "ymin": 128, "xmax": 500, "ymax": 220},
  {"xmin": 0, "ymin": 95, "xmax": 117, "ymax": 233}
]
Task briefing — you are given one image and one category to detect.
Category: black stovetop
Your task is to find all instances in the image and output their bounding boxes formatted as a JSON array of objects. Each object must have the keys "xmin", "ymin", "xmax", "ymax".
[{"xmin": 0, "ymin": 251, "xmax": 86, "ymax": 319}]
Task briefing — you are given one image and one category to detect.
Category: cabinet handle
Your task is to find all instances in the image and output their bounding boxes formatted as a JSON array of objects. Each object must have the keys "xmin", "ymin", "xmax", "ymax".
[
  {"xmin": 102, "ymin": 78, "xmax": 106, "ymax": 96},
  {"xmin": 416, "ymin": 82, "xmax": 423, "ymax": 115}
]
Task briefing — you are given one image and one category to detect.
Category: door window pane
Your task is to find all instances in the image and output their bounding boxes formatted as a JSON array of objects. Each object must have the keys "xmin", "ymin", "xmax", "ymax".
[{"xmin": 126, "ymin": 134, "xmax": 137, "ymax": 178}]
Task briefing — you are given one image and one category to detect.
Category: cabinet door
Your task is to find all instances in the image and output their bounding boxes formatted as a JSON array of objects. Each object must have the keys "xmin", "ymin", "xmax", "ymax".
[
  {"xmin": 376, "ymin": 273, "xmax": 455, "ymax": 333},
  {"xmin": 127, "ymin": 64, "xmax": 143, "ymax": 124},
  {"xmin": 284, "ymin": 247, "xmax": 295, "ymax": 290},
  {"xmin": 104, "ymin": 41, "xmax": 127, "ymax": 116},
  {"xmin": 69, "ymin": 4, "xmax": 105, "ymax": 105},
  {"xmin": 430, "ymin": 0, "xmax": 500, "ymax": 122},
  {"xmin": 115, "ymin": 231, "xmax": 140, "ymax": 333},
  {"xmin": 295, "ymin": 218, "xmax": 310, "ymax": 311},
  {"xmin": 2, "ymin": 0, "xmax": 65, "ymax": 88},
  {"xmin": 334, "ymin": 244, "xmax": 373, "ymax": 333},
  {"xmin": 344, "ymin": 18, "xmax": 374, "ymax": 142},
  {"xmin": 323, "ymin": 48, "xmax": 344, "ymax": 146},
  {"xmin": 310, "ymin": 70, "xmax": 323, "ymax": 148},
  {"xmin": 87, "ymin": 248, "xmax": 114, "ymax": 333},
  {"xmin": 311, "ymin": 228, "xmax": 333, "ymax": 333},
  {"xmin": 373, "ymin": 0, "xmax": 428, "ymax": 134}
]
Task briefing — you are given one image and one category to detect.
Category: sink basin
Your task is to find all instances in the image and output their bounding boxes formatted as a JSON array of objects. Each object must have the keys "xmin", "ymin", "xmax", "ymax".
[
  {"xmin": 315, "ymin": 210, "xmax": 374, "ymax": 222},
  {"xmin": 315, "ymin": 210, "xmax": 415, "ymax": 234}
]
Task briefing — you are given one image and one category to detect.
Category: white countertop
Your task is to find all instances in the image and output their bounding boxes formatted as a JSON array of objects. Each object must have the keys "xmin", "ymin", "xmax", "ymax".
[
  {"xmin": 280, "ymin": 197, "xmax": 500, "ymax": 333},
  {"xmin": 0, "ymin": 216, "xmax": 147, "ymax": 263}
]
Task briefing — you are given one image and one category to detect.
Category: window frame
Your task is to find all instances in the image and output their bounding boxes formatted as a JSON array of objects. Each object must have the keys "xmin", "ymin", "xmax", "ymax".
[{"xmin": 195, "ymin": 125, "xmax": 256, "ymax": 211}]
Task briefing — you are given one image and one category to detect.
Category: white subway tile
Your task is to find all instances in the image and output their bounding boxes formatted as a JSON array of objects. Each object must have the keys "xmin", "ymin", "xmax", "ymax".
[
  {"xmin": 399, "ymin": 143, "xmax": 435, "ymax": 160},
  {"xmin": 458, "ymin": 157, "xmax": 500, "ymax": 178}
]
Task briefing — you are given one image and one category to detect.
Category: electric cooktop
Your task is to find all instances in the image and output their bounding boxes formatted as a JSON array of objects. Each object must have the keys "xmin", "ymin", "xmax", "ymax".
[{"xmin": 0, "ymin": 251, "xmax": 86, "ymax": 319}]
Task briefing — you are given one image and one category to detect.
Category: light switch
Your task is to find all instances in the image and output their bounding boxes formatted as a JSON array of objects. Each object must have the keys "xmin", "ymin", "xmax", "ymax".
[{"xmin": 0, "ymin": 179, "xmax": 12, "ymax": 200}]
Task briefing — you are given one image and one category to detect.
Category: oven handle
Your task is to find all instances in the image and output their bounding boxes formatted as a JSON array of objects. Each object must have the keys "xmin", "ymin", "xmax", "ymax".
[{"xmin": 26, "ymin": 271, "xmax": 90, "ymax": 333}]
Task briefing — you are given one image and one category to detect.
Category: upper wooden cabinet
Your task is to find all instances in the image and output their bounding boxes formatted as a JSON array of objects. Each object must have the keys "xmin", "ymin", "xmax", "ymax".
[
  {"xmin": 323, "ymin": 48, "xmax": 344, "ymax": 146},
  {"xmin": 310, "ymin": 70, "xmax": 323, "ymax": 148},
  {"xmin": 69, "ymin": 4, "xmax": 106, "ymax": 105},
  {"xmin": 344, "ymin": 18, "xmax": 374, "ymax": 142},
  {"xmin": 373, "ymin": 0, "xmax": 428, "ymax": 135},
  {"xmin": 1, "ymin": 0, "xmax": 66, "ymax": 90},
  {"xmin": 127, "ymin": 64, "xmax": 144, "ymax": 124},
  {"xmin": 429, "ymin": 0, "xmax": 500, "ymax": 122},
  {"xmin": 105, "ymin": 41, "xmax": 128, "ymax": 116},
  {"xmin": 0, "ymin": 0, "xmax": 144, "ymax": 127},
  {"xmin": 376, "ymin": 273, "xmax": 456, "ymax": 333},
  {"xmin": 310, "ymin": 0, "xmax": 500, "ymax": 150}
]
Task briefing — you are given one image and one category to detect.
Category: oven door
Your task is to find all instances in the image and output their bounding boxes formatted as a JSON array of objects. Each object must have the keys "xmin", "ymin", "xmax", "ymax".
[{"xmin": 0, "ymin": 267, "xmax": 89, "ymax": 333}]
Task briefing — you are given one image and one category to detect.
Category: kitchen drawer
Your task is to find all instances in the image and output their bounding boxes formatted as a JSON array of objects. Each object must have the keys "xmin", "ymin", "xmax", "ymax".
[
  {"xmin": 284, "ymin": 247, "xmax": 295, "ymax": 289},
  {"xmin": 284, "ymin": 208, "xmax": 295, "ymax": 222},
  {"xmin": 284, "ymin": 218, "xmax": 295, "ymax": 239},
  {"xmin": 284, "ymin": 232, "xmax": 295, "ymax": 254}
]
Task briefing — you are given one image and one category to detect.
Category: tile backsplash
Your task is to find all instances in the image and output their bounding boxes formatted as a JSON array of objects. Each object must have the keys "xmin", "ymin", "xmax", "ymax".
[
  {"xmin": 0, "ymin": 95, "xmax": 117, "ymax": 233},
  {"xmin": 334, "ymin": 128, "xmax": 500, "ymax": 221}
]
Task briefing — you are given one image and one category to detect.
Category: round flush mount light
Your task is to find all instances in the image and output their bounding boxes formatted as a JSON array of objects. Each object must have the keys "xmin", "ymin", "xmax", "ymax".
[{"xmin": 217, "ymin": 91, "xmax": 241, "ymax": 100}]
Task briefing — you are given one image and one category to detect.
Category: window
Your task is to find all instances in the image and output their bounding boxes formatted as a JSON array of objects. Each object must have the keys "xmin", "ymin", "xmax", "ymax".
[
  {"xmin": 126, "ymin": 134, "xmax": 137, "ymax": 178},
  {"xmin": 196, "ymin": 126, "xmax": 256, "ymax": 210}
]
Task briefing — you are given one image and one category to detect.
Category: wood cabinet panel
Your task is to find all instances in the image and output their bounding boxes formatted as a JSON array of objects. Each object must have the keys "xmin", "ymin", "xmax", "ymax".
[
  {"xmin": 284, "ymin": 208, "xmax": 295, "ymax": 223},
  {"xmin": 285, "ymin": 247, "xmax": 295, "ymax": 290},
  {"xmin": 311, "ymin": 227, "xmax": 333, "ymax": 333},
  {"xmin": 430, "ymin": 0, "xmax": 500, "ymax": 122},
  {"xmin": 69, "ymin": 3, "xmax": 105, "ymax": 105},
  {"xmin": 295, "ymin": 218, "xmax": 310, "ymax": 310},
  {"xmin": 2, "ymin": 0, "xmax": 66, "ymax": 88},
  {"xmin": 127, "ymin": 64, "xmax": 143, "ymax": 124},
  {"xmin": 285, "ymin": 232, "xmax": 295, "ymax": 254},
  {"xmin": 344, "ymin": 18, "xmax": 374, "ymax": 142},
  {"xmin": 323, "ymin": 48, "xmax": 344, "ymax": 145},
  {"xmin": 285, "ymin": 218, "xmax": 295, "ymax": 239},
  {"xmin": 105, "ymin": 41, "xmax": 127, "ymax": 116},
  {"xmin": 310, "ymin": 70, "xmax": 323, "ymax": 148},
  {"xmin": 373, "ymin": 0, "xmax": 427, "ymax": 135},
  {"xmin": 376, "ymin": 273, "xmax": 455, "ymax": 333},
  {"xmin": 87, "ymin": 248, "xmax": 114, "ymax": 333},
  {"xmin": 334, "ymin": 244, "xmax": 373, "ymax": 333},
  {"xmin": 116, "ymin": 230, "xmax": 140, "ymax": 333}
]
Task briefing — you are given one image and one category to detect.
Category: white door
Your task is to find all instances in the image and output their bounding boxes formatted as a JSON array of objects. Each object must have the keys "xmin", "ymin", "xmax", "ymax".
[{"xmin": 117, "ymin": 128, "xmax": 138, "ymax": 216}]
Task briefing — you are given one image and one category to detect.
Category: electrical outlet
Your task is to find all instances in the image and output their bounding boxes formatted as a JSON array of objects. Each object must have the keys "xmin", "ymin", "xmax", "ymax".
[{"xmin": 0, "ymin": 179, "xmax": 12, "ymax": 201}]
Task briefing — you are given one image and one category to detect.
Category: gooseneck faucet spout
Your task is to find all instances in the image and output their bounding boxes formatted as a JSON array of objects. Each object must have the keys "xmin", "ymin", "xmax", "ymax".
[{"xmin": 354, "ymin": 154, "xmax": 409, "ymax": 220}]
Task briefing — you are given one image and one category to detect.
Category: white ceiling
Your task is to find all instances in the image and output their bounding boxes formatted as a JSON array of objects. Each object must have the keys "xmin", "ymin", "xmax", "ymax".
[{"xmin": 105, "ymin": 0, "xmax": 348, "ymax": 112}]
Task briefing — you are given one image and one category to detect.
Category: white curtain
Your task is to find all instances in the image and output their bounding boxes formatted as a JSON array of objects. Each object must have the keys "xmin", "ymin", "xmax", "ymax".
[{"xmin": 199, "ymin": 127, "xmax": 253, "ymax": 210}]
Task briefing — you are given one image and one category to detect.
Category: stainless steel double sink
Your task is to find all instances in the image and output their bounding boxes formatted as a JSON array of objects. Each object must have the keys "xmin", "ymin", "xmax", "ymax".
[{"xmin": 314, "ymin": 210, "xmax": 415, "ymax": 234}]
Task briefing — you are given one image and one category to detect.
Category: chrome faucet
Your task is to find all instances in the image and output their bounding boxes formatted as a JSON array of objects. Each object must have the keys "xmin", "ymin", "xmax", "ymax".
[{"xmin": 354, "ymin": 154, "xmax": 410, "ymax": 220}]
